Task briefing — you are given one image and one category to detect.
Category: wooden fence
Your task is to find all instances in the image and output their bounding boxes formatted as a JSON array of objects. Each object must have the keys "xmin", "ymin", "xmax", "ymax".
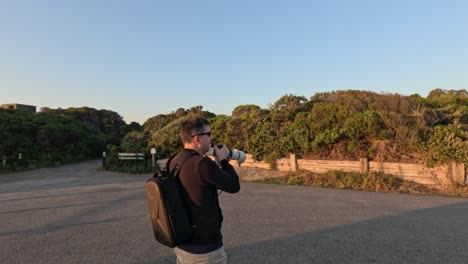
[
  {"xmin": 156, "ymin": 154, "xmax": 466, "ymax": 185},
  {"xmin": 229, "ymin": 154, "xmax": 467, "ymax": 186}
]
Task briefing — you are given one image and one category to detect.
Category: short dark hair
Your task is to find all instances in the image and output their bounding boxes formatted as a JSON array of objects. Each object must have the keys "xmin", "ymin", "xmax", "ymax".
[{"xmin": 179, "ymin": 118, "xmax": 210, "ymax": 143}]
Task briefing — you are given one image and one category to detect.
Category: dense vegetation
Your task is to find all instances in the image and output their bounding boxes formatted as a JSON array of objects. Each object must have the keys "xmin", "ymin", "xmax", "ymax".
[
  {"xmin": 121, "ymin": 89, "xmax": 467, "ymax": 168},
  {"xmin": 2, "ymin": 89, "xmax": 466, "ymax": 173},
  {"xmin": 0, "ymin": 107, "xmax": 132, "ymax": 170}
]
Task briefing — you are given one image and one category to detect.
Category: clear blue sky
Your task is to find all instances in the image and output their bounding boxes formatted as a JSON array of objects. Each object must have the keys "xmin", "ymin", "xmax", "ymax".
[{"xmin": 1, "ymin": 0, "xmax": 467, "ymax": 124}]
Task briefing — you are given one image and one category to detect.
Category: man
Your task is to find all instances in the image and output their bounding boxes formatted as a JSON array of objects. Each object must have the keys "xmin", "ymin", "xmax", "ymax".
[{"xmin": 169, "ymin": 118, "xmax": 240, "ymax": 264}]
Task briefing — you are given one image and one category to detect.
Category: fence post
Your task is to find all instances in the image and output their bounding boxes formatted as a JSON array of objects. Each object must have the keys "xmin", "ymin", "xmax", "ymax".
[
  {"xmin": 290, "ymin": 154, "xmax": 297, "ymax": 172},
  {"xmin": 17, "ymin": 153, "xmax": 22, "ymax": 167},
  {"xmin": 102, "ymin": 152, "xmax": 106, "ymax": 170},
  {"xmin": 360, "ymin": 158, "xmax": 369, "ymax": 173},
  {"xmin": 451, "ymin": 162, "xmax": 465, "ymax": 184}
]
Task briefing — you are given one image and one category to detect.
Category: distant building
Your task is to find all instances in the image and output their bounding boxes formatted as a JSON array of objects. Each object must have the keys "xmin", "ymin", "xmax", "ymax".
[{"xmin": 1, "ymin": 103, "xmax": 37, "ymax": 113}]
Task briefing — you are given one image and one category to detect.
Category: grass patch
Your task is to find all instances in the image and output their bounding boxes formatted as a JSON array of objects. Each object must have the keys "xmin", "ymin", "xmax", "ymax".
[{"xmin": 253, "ymin": 170, "xmax": 468, "ymax": 198}]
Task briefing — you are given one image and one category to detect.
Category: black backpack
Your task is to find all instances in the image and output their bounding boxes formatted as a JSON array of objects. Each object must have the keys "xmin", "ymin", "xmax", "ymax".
[{"xmin": 145, "ymin": 153, "xmax": 194, "ymax": 248}]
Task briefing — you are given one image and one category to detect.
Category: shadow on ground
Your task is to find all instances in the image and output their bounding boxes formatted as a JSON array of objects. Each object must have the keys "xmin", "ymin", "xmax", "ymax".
[{"xmin": 147, "ymin": 201, "xmax": 468, "ymax": 264}]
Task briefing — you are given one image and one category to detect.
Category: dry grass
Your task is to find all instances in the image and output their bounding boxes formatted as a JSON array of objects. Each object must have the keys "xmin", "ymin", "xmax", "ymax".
[
  {"xmin": 436, "ymin": 183, "xmax": 468, "ymax": 198},
  {"xmin": 253, "ymin": 170, "xmax": 468, "ymax": 198}
]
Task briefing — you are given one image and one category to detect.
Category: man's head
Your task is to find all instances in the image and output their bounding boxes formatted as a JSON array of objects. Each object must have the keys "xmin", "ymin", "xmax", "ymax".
[{"xmin": 179, "ymin": 118, "xmax": 212, "ymax": 155}]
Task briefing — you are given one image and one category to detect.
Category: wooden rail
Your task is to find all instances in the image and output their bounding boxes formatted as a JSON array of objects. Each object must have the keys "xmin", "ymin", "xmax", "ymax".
[{"xmin": 227, "ymin": 154, "xmax": 466, "ymax": 185}]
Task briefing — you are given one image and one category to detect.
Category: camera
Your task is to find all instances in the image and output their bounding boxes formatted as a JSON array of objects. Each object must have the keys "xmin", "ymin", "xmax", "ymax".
[{"xmin": 207, "ymin": 143, "xmax": 246, "ymax": 164}]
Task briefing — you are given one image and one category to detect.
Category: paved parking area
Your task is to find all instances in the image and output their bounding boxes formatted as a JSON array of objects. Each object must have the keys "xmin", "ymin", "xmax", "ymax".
[{"xmin": 1, "ymin": 160, "xmax": 468, "ymax": 263}]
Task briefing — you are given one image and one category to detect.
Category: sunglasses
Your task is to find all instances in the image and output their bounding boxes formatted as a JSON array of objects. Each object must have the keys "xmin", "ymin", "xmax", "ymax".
[{"xmin": 192, "ymin": 131, "xmax": 211, "ymax": 137}]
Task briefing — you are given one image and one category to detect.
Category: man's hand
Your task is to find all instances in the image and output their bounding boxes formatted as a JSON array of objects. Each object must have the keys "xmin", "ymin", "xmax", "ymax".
[{"xmin": 214, "ymin": 144, "xmax": 229, "ymax": 162}]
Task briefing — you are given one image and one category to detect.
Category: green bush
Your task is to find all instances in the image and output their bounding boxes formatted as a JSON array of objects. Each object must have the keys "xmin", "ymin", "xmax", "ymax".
[
  {"xmin": 425, "ymin": 125, "xmax": 468, "ymax": 166},
  {"xmin": 0, "ymin": 109, "xmax": 107, "ymax": 170}
]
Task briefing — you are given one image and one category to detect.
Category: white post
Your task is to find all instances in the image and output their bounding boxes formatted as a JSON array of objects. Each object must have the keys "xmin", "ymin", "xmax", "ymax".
[{"xmin": 150, "ymin": 148, "xmax": 157, "ymax": 169}]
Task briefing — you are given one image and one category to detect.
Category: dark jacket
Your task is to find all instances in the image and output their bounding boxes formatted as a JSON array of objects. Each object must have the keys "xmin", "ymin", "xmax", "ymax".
[{"xmin": 169, "ymin": 149, "xmax": 240, "ymax": 245}]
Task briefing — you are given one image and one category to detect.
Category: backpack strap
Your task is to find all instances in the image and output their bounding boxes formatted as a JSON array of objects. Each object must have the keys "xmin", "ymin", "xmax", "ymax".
[
  {"xmin": 166, "ymin": 151, "xmax": 196, "ymax": 176},
  {"xmin": 167, "ymin": 151, "xmax": 200, "ymax": 231}
]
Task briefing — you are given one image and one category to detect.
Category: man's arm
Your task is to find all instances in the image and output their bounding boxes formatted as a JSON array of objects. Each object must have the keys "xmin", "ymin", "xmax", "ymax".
[{"xmin": 199, "ymin": 157, "xmax": 240, "ymax": 193}]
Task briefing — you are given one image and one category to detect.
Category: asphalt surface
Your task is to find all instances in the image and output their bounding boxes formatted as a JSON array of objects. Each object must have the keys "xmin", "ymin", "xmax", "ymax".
[{"xmin": 1, "ymin": 160, "xmax": 468, "ymax": 264}]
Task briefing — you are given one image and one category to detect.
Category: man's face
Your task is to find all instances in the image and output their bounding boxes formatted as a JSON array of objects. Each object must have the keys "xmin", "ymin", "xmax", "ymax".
[{"xmin": 195, "ymin": 125, "xmax": 212, "ymax": 154}]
